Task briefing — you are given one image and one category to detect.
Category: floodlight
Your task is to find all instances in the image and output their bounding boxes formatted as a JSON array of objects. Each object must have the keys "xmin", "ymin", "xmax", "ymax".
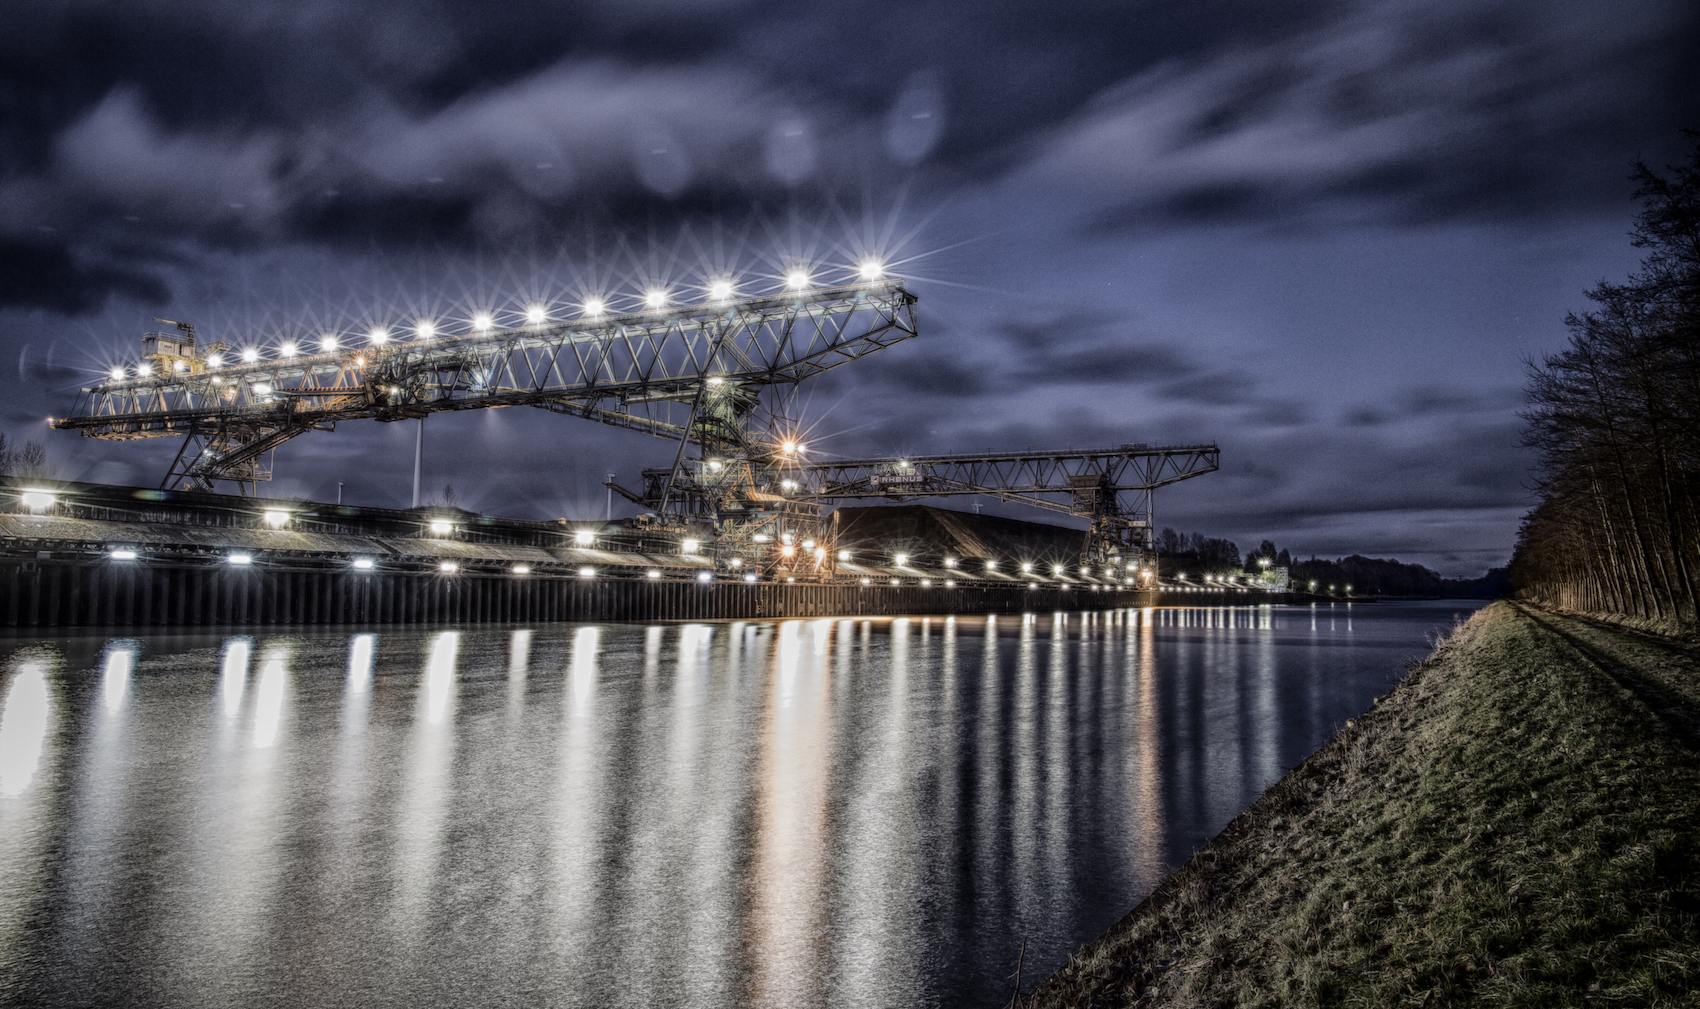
[
  {"xmin": 472, "ymin": 313, "xmax": 493, "ymax": 332},
  {"xmin": 173, "ymin": 360, "xmax": 187, "ymax": 372},
  {"xmin": 838, "ymin": 550, "xmax": 851, "ymax": 561},
  {"xmin": 582, "ymin": 298, "xmax": 604, "ymax": 318},
  {"xmin": 512, "ymin": 565, "xmax": 531, "ymax": 574},
  {"xmin": 440, "ymin": 561, "xmax": 458, "ymax": 573},
  {"xmin": 526, "ymin": 305, "xmax": 547, "ymax": 324},
  {"xmin": 242, "ymin": 348, "xmax": 259, "ymax": 362},
  {"xmin": 417, "ymin": 321, "xmax": 435, "ymax": 339},
  {"xmin": 786, "ymin": 269, "xmax": 810, "ymax": 290},
  {"xmin": 320, "ymin": 335, "xmax": 338, "ymax": 351},
  {"xmin": 921, "ymin": 579, "xmax": 932, "ymax": 587},
  {"xmin": 280, "ymin": 342, "xmax": 297, "ymax": 357},
  {"xmin": 681, "ymin": 538, "xmax": 701, "ymax": 555},
  {"xmin": 369, "ymin": 327, "xmax": 389, "ymax": 344},
  {"xmin": 353, "ymin": 558, "xmax": 374, "ymax": 570},
  {"xmin": 858, "ymin": 259, "xmax": 883, "ymax": 281},
  {"xmin": 894, "ymin": 554, "xmax": 909, "ymax": 567},
  {"xmin": 697, "ymin": 571, "xmax": 712, "ymax": 582},
  {"xmin": 647, "ymin": 569, "xmax": 661, "ymax": 579},
  {"xmin": 429, "ymin": 519, "xmax": 453, "ymax": 535},
  {"xmin": 644, "ymin": 289, "xmax": 668, "ymax": 309},
  {"xmin": 110, "ymin": 366, "xmax": 126, "ymax": 380},
  {"xmin": 111, "ymin": 549, "xmax": 137, "ymax": 560},
  {"xmin": 20, "ymin": 490, "xmax": 55, "ymax": 511},
  {"xmin": 574, "ymin": 529, "xmax": 595, "ymax": 547},
  {"xmin": 579, "ymin": 567, "xmax": 595, "ymax": 577},
  {"xmin": 744, "ymin": 573, "xmax": 758, "ymax": 583},
  {"xmin": 228, "ymin": 553, "xmax": 253, "ymax": 566},
  {"xmin": 262, "ymin": 509, "xmax": 289, "ymax": 528},
  {"xmin": 708, "ymin": 279, "xmax": 734, "ymax": 301},
  {"xmin": 137, "ymin": 363, "xmax": 153, "ymax": 376}
]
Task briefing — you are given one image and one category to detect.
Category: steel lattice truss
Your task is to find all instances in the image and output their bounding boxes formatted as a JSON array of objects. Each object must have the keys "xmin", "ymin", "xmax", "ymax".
[
  {"xmin": 53, "ymin": 282, "xmax": 919, "ymax": 494},
  {"xmin": 642, "ymin": 443, "xmax": 1220, "ymax": 565}
]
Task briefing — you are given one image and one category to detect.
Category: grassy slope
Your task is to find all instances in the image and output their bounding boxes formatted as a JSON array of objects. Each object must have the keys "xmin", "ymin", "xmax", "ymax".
[{"xmin": 1026, "ymin": 602, "xmax": 1700, "ymax": 1008}]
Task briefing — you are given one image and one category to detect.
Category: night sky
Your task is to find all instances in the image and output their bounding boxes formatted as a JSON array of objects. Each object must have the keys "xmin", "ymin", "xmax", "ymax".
[{"xmin": 3, "ymin": 1, "xmax": 1695, "ymax": 576}]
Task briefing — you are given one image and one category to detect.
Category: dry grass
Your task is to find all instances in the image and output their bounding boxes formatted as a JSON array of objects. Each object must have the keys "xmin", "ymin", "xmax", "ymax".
[{"xmin": 1024, "ymin": 601, "xmax": 1700, "ymax": 1008}]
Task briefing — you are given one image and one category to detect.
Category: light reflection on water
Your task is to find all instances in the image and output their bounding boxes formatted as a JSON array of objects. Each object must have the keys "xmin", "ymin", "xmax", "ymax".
[{"xmin": 0, "ymin": 601, "xmax": 1480, "ymax": 1008}]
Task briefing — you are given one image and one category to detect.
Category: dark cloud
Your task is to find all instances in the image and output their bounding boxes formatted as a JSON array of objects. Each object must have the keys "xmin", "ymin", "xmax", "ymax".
[{"xmin": 0, "ymin": 238, "xmax": 168, "ymax": 314}]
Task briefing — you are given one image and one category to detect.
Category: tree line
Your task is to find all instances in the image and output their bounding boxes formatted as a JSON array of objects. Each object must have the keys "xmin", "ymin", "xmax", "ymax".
[
  {"xmin": 1512, "ymin": 132, "xmax": 1700, "ymax": 626},
  {"xmin": 1156, "ymin": 529, "xmax": 1505, "ymax": 597},
  {"xmin": 0, "ymin": 434, "xmax": 54, "ymax": 479}
]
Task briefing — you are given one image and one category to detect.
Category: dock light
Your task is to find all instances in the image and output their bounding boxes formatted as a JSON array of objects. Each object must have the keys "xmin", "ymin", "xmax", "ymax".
[
  {"xmin": 429, "ymin": 519, "xmax": 453, "ymax": 535},
  {"xmin": 19, "ymin": 489, "xmax": 56, "ymax": 511},
  {"xmin": 320, "ymin": 335, "xmax": 338, "ymax": 352},
  {"xmin": 526, "ymin": 305, "xmax": 548, "ymax": 324},
  {"xmin": 574, "ymin": 529, "xmax": 595, "ymax": 547},
  {"xmin": 858, "ymin": 259, "xmax": 884, "ymax": 281},
  {"xmin": 1052, "ymin": 564, "xmax": 1064, "ymax": 576},
  {"xmin": 921, "ymin": 579, "xmax": 932, "ymax": 587},
  {"xmin": 647, "ymin": 569, "xmax": 661, "ymax": 579},
  {"xmin": 280, "ymin": 341, "xmax": 298, "ymax": 357},
  {"xmin": 512, "ymin": 564, "xmax": 531, "ymax": 574},
  {"xmin": 352, "ymin": 558, "xmax": 374, "ymax": 570},
  {"xmin": 894, "ymin": 553, "xmax": 909, "ymax": 567},
  {"xmin": 228, "ymin": 553, "xmax": 253, "ymax": 566},
  {"xmin": 945, "ymin": 579, "xmax": 956, "ymax": 587},
  {"xmin": 262, "ymin": 509, "xmax": 289, "ymax": 528},
  {"xmin": 744, "ymin": 573, "xmax": 758, "ymax": 583},
  {"xmin": 786, "ymin": 576, "xmax": 796, "ymax": 583},
  {"xmin": 1021, "ymin": 562, "xmax": 1033, "ymax": 574},
  {"xmin": 369, "ymin": 327, "xmax": 389, "ymax": 345},
  {"xmin": 1028, "ymin": 582, "xmax": 1037, "ymax": 590},
  {"xmin": 985, "ymin": 560, "xmax": 997, "ymax": 571},
  {"xmin": 439, "ymin": 561, "xmax": 459, "ymax": 573},
  {"xmin": 697, "ymin": 571, "xmax": 712, "ymax": 582},
  {"xmin": 644, "ymin": 289, "xmax": 668, "ymax": 310},
  {"xmin": 860, "ymin": 578, "xmax": 871, "ymax": 585},
  {"xmin": 944, "ymin": 558, "xmax": 956, "ymax": 568},
  {"xmin": 582, "ymin": 297, "xmax": 605, "ymax": 318},
  {"xmin": 110, "ymin": 366, "xmax": 126, "ymax": 380},
  {"xmin": 838, "ymin": 549, "xmax": 852, "ymax": 561},
  {"xmin": 579, "ymin": 567, "xmax": 596, "ymax": 577},
  {"xmin": 890, "ymin": 578, "xmax": 900, "ymax": 585},
  {"xmin": 472, "ymin": 313, "xmax": 493, "ymax": 332},
  {"xmin": 681, "ymin": 538, "xmax": 701, "ymax": 555},
  {"xmin": 786, "ymin": 269, "xmax": 810, "ymax": 290},
  {"xmin": 708, "ymin": 279, "xmax": 734, "ymax": 301},
  {"xmin": 111, "ymin": 548, "xmax": 137, "ymax": 561}
]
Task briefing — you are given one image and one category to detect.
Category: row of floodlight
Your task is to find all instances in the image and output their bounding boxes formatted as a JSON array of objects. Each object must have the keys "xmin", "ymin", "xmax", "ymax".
[{"xmin": 106, "ymin": 261, "xmax": 890, "ymax": 382}]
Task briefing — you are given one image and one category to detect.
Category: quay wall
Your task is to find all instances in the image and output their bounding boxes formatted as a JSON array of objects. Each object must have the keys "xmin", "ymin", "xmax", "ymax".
[{"xmin": 0, "ymin": 555, "xmax": 1249, "ymax": 628}]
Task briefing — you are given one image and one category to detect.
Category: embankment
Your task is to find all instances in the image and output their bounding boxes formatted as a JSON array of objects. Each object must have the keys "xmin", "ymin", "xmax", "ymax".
[{"xmin": 1026, "ymin": 601, "xmax": 1700, "ymax": 1007}]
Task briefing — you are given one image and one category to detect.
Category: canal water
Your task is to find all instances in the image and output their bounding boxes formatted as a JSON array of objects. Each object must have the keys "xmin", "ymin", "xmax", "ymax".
[{"xmin": 0, "ymin": 601, "xmax": 1481, "ymax": 1008}]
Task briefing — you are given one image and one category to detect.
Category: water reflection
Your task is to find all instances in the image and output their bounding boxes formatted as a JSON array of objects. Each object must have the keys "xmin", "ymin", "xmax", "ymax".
[
  {"xmin": 0, "ymin": 658, "xmax": 51, "ymax": 797},
  {"xmin": 0, "ymin": 602, "xmax": 1482, "ymax": 1009}
]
